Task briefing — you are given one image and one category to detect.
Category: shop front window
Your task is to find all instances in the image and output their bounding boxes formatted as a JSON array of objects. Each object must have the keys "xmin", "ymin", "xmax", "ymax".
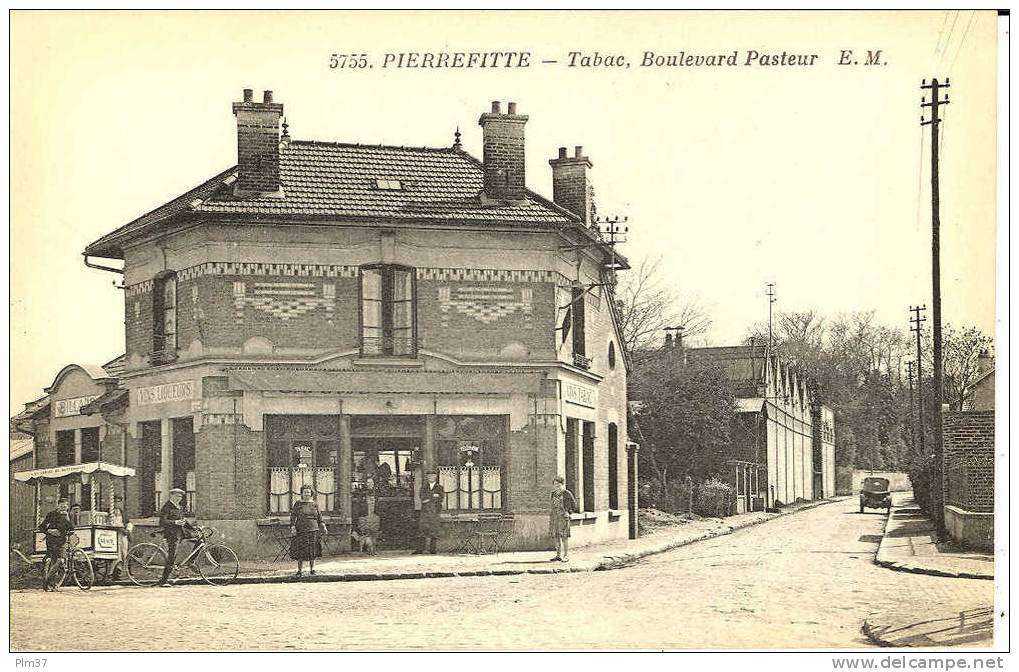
[
  {"xmin": 360, "ymin": 264, "xmax": 416, "ymax": 356},
  {"xmin": 436, "ymin": 416, "xmax": 506, "ymax": 511},
  {"xmin": 266, "ymin": 415, "xmax": 339, "ymax": 514}
]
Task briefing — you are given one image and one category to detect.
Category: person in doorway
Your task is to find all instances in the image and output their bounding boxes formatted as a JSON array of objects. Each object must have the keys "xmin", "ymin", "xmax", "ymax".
[
  {"xmin": 549, "ymin": 475, "xmax": 577, "ymax": 562},
  {"xmin": 157, "ymin": 487, "xmax": 191, "ymax": 587},
  {"xmin": 39, "ymin": 498, "xmax": 75, "ymax": 591},
  {"xmin": 68, "ymin": 503, "xmax": 83, "ymax": 526},
  {"xmin": 290, "ymin": 484, "xmax": 326, "ymax": 577},
  {"xmin": 414, "ymin": 471, "xmax": 444, "ymax": 555},
  {"xmin": 108, "ymin": 494, "xmax": 131, "ymax": 580}
]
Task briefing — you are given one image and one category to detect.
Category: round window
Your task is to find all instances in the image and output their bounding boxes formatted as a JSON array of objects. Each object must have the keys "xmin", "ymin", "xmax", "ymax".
[{"xmin": 608, "ymin": 341, "xmax": 617, "ymax": 368}]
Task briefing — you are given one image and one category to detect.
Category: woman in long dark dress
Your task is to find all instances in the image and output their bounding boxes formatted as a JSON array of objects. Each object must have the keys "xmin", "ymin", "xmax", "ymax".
[
  {"xmin": 549, "ymin": 475, "xmax": 577, "ymax": 562},
  {"xmin": 290, "ymin": 485, "xmax": 326, "ymax": 577}
]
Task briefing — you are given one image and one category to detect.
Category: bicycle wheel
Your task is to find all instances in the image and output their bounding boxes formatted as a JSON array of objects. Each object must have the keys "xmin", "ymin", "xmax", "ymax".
[
  {"xmin": 68, "ymin": 549, "xmax": 94, "ymax": 590},
  {"xmin": 126, "ymin": 543, "xmax": 168, "ymax": 587},
  {"xmin": 196, "ymin": 544, "xmax": 239, "ymax": 586},
  {"xmin": 43, "ymin": 557, "xmax": 67, "ymax": 590}
]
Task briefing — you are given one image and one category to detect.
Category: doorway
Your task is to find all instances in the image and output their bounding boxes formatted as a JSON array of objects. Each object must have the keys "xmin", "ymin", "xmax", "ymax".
[{"xmin": 351, "ymin": 437, "xmax": 419, "ymax": 550}]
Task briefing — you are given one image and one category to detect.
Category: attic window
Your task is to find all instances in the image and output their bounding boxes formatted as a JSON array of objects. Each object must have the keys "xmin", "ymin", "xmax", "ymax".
[{"xmin": 375, "ymin": 179, "xmax": 403, "ymax": 190}]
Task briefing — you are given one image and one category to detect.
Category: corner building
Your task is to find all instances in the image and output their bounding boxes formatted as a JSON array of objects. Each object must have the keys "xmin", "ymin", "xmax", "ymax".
[{"xmin": 82, "ymin": 92, "xmax": 634, "ymax": 558}]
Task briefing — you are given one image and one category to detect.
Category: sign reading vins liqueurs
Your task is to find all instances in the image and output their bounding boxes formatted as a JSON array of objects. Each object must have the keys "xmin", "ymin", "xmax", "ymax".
[
  {"xmin": 562, "ymin": 381, "xmax": 597, "ymax": 408},
  {"xmin": 135, "ymin": 381, "xmax": 196, "ymax": 406}
]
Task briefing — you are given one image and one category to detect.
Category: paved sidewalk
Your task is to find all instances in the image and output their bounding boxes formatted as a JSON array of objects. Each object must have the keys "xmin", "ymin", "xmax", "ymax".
[
  {"xmin": 875, "ymin": 498, "xmax": 994, "ymax": 580},
  {"xmin": 864, "ymin": 604, "xmax": 994, "ymax": 648},
  {"xmin": 184, "ymin": 497, "xmax": 844, "ymax": 585}
]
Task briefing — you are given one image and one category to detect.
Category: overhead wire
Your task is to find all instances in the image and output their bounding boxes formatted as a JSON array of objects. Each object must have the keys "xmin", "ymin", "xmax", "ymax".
[
  {"xmin": 933, "ymin": 11, "xmax": 950, "ymax": 55},
  {"xmin": 948, "ymin": 10, "xmax": 977, "ymax": 73},
  {"xmin": 939, "ymin": 10, "xmax": 961, "ymax": 66}
]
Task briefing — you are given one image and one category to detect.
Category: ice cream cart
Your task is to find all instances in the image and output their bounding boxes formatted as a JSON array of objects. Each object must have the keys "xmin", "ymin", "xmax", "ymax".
[{"xmin": 13, "ymin": 461, "xmax": 136, "ymax": 582}]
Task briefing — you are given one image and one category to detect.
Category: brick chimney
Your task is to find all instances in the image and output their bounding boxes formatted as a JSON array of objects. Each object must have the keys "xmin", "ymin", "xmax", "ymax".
[
  {"xmin": 976, "ymin": 349, "xmax": 994, "ymax": 377},
  {"xmin": 478, "ymin": 101, "xmax": 528, "ymax": 202},
  {"xmin": 549, "ymin": 145, "xmax": 594, "ymax": 225},
  {"xmin": 232, "ymin": 88, "xmax": 284, "ymax": 197}
]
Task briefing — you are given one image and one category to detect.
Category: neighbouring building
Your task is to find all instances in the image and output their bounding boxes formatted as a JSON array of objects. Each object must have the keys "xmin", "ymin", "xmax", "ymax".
[
  {"xmin": 943, "ymin": 351, "xmax": 995, "ymax": 551},
  {"xmin": 811, "ymin": 404, "xmax": 836, "ymax": 499},
  {"xmin": 687, "ymin": 343, "xmax": 835, "ymax": 509},
  {"xmin": 9, "ymin": 430, "xmax": 36, "ymax": 550},
  {"xmin": 9, "ymin": 359, "xmax": 127, "ymax": 538},
  {"xmin": 35, "ymin": 91, "xmax": 637, "ymax": 558}
]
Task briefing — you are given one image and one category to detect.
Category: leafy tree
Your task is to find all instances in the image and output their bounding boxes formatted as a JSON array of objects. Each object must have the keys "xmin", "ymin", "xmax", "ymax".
[{"xmin": 630, "ymin": 349, "xmax": 738, "ymax": 493}]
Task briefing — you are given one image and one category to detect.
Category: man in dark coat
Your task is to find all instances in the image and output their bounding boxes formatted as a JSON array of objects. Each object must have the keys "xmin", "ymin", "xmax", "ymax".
[
  {"xmin": 39, "ymin": 498, "xmax": 75, "ymax": 591},
  {"xmin": 157, "ymin": 488, "xmax": 189, "ymax": 587},
  {"xmin": 414, "ymin": 471, "xmax": 444, "ymax": 554}
]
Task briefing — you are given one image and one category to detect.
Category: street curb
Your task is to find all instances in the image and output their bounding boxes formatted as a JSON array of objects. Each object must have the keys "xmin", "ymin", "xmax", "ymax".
[
  {"xmin": 591, "ymin": 497, "xmax": 847, "ymax": 572},
  {"xmin": 873, "ymin": 508, "xmax": 994, "ymax": 581},
  {"xmin": 861, "ymin": 616, "xmax": 898, "ymax": 648},
  {"xmin": 861, "ymin": 605, "xmax": 995, "ymax": 648},
  {"xmin": 160, "ymin": 497, "xmax": 847, "ymax": 587}
]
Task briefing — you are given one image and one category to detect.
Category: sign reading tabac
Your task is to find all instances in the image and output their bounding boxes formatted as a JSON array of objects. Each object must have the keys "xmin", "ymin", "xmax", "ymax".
[
  {"xmin": 54, "ymin": 395, "xmax": 101, "ymax": 418},
  {"xmin": 562, "ymin": 381, "xmax": 597, "ymax": 408},
  {"xmin": 136, "ymin": 381, "xmax": 195, "ymax": 406}
]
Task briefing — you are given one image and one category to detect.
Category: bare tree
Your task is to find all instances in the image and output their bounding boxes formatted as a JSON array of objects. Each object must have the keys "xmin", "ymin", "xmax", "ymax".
[{"xmin": 615, "ymin": 256, "xmax": 711, "ymax": 355}]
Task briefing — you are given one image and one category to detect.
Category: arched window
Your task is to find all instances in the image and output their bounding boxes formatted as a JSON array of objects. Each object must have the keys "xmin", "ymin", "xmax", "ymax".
[
  {"xmin": 153, "ymin": 271, "xmax": 177, "ymax": 358},
  {"xmin": 608, "ymin": 341, "xmax": 617, "ymax": 369}
]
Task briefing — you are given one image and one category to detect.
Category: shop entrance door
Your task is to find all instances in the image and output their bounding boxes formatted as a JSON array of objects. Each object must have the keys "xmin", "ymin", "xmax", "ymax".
[{"xmin": 351, "ymin": 437, "xmax": 418, "ymax": 550}]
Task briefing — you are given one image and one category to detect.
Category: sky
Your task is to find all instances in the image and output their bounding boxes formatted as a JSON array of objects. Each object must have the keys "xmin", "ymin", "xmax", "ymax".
[{"xmin": 9, "ymin": 10, "xmax": 999, "ymax": 416}]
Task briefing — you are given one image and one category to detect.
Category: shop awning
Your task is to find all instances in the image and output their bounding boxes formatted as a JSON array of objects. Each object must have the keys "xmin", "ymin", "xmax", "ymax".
[
  {"xmin": 13, "ymin": 461, "xmax": 136, "ymax": 483},
  {"xmin": 227, "ymin": 367, "xmax": 545, "ymax": 395}
]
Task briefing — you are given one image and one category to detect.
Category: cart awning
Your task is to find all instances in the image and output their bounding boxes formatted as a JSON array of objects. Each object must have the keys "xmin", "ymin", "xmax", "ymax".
[{"xmin": 13, "ymin": 461, "xmax": 135, "ymax": 483}]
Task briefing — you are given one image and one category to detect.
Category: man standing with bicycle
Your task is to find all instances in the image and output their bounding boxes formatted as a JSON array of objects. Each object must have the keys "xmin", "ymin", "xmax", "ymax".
[
  {"xmin": 157, "ymin": 487, "xmax": 191, "ymax": 588},
  {"xmin": 39, "ymin": 497, "xmax": 74, "ymax": 591}
]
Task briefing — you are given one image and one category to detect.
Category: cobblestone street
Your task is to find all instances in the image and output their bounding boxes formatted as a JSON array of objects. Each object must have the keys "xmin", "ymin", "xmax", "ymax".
[{"xmin": 10, "ymin": 498, "xmax": 994, "ymax": 650}]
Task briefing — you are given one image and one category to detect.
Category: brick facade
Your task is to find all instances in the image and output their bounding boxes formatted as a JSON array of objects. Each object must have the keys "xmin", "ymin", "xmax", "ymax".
[
  {"xmin": 41, "ymin": 94, "xmax": 636, "ymax": 558},
  {"xmin": 943, "ymin": 410, "xmax": 994, "ymax": 513}
]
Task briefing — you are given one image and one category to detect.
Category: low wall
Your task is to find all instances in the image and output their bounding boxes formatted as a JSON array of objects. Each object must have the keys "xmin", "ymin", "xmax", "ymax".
[
  {"xmin": 944, "ymin": 505, "xmax": 993, "ymax": 552},
  {"xmin": 852, "ymin": 470, "xmax": 911, "ymax": 492}
]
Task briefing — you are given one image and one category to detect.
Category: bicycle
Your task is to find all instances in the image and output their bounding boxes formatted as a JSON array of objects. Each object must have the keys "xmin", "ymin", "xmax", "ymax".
[
  {"xmin": 125, "ymin": 524, "xmax": 239, "ymax": 587},
  {"xmin": 11, "ymin": 531, "xmax": 94, "ymax": 591}
]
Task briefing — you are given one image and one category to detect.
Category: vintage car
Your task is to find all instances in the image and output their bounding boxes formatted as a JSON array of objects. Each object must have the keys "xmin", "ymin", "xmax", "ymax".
[{"xmin": 859, "ymin": 476, "xmax": 892, "ymax": 513}]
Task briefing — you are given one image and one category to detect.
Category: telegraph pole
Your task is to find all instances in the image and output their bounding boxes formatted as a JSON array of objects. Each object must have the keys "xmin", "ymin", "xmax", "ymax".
[
  {"xmin": 905, "ymin": 360, "xmax": 916, "ymax": 452},
  {"xmin": 922, "ymin": 77, "xmax": 949, "ymax": 533},
  {"xmin": 909, "ymin": 305, "xmax": 927, "ymax": 458},
  {"xmin": 765, "ymin": 282, "xmax": 777, "ymax": 353}
]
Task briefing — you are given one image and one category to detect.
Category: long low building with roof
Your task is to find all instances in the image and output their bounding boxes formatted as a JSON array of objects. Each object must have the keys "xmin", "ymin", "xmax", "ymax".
[{"xmin": 686, "ymin": 343, "xmax": 836, "ymax": 509}]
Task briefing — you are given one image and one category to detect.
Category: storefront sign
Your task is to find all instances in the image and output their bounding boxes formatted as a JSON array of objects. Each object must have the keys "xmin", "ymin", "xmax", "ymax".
[
  {"xmin": 563, "ymin": 381, "xmax": 597, "ymax": 408},
  {"xmin": 53, "ymin": 394, "xmax": 101, "ymax": 418},
  {"xmin": 94, "ymin": 528, "xmax": 118, "ymax": 553},
  {"xmin": 136, "ymin": 381, "xmax": 195, "ymax": 406}
]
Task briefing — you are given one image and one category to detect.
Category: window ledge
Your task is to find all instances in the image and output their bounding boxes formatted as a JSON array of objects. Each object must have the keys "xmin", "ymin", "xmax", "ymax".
[
  {"xmin": 608, "ymin": 509, "xmax": 624, "ymax": 518},
  {"xmin": 352, "ymin": 358, "xmax": 424, "ymax": 368},
  {"xmin": 570, "ymin": 512, "xmax": 597, "ymax": 521}
]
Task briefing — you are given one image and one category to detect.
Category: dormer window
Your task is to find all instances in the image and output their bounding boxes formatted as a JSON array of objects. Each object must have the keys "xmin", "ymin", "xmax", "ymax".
[
  {"xmin": 153, "ymin": 271, "xmax": 178, "ymax": 358},
  {"xmin": 374, "ymin": 178, "xmax": 403, "ymax": 190}
]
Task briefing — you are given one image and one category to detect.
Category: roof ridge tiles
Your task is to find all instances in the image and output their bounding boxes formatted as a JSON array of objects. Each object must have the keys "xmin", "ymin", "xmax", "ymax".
[{"xmin": 290, "ymin": 139, "xmax": 456, "ymax": 153}]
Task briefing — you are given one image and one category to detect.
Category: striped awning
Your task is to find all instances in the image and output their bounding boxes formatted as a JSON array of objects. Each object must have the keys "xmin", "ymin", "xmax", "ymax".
[{"xmin": 13, "ymin": 461, "xmax": 135, "ymax": 483}]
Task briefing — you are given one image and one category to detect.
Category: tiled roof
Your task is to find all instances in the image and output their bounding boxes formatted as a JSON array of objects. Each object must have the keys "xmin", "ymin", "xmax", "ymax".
[
  {"xmin": 102, "ymin": 354, "xmax": 126, "ymax": 377},
  {"xmin": 85, "ymin": 142, "xmax": 579, "ymax": 259},
  {"xmin": 10, "ymin": 438, "xmax": 33, "ymax": 462}
]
